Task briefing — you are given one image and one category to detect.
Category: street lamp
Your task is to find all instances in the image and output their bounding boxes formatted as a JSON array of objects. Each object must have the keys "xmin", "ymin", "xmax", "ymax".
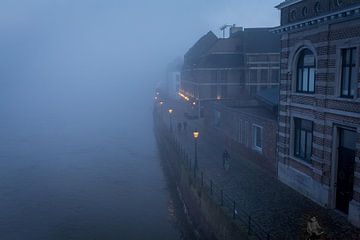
[
  {"xmin": 168, "ymin": 108, "xmax": 173, "ymax": 131},
  {"xmin": 193, "ymin": 130, "xmax": 199, "ymax": 177}
]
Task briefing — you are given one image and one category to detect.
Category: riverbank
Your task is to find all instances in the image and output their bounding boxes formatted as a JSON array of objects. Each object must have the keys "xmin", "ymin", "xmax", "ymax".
[{"xmin": 154, "ymin": 108, "xmax": 252, "ymax": 240}]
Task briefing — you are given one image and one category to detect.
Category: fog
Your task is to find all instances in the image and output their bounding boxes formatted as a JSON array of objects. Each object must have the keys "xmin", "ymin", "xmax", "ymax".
[{"xmin": 0, "ymin": 0, "xmax": 279, "ymax": 239}]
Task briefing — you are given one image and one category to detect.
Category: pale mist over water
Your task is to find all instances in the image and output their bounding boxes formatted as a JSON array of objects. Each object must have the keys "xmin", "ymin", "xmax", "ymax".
[{"xmin": 0, "ymin": 0, "xmax": 279, "ymax": 239}]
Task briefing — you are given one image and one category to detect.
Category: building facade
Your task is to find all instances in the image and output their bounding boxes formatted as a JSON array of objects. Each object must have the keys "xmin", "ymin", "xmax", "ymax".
[
  {"xmin": 166, "ymin": 58, "xmax": 182, "ymax": 100},
  {"xmin": 204, "ymin": 88, "xmax": 279, "ymax": 172},
  {"xmin": 274, "ymin": 0, "xmax": 360, "ymax": 226},
  {"xmin": 180, "ymin": 27, "xmax": 280, "ymax": 117}
]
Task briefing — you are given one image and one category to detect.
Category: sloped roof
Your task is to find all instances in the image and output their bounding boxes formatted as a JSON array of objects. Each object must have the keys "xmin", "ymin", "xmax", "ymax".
[
  {"xmin": 184, "ymin": 28, "xmax": 280, "ymax": 69},
  {"xmin": 184, "ymin": 31, "xmax": 218, "ymax": 64},
  {"xmin": 241, "ymin": 28, "xmax": 281, "ymax": 53},
  {"xmin": 207, "ymin": 37, "xmax": 242, "ymax": 53}
]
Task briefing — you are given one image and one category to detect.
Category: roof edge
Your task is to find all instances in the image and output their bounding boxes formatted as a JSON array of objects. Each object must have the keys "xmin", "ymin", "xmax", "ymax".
[{"xmin": 275, "ymin": 0, "xmax": 302, "ymax": 9}]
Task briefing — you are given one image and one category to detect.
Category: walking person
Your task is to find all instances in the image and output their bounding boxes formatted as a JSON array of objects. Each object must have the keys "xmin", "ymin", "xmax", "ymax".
[{"xmin": 222, "ymin": 149, "xmax": 230, "ymax": 171}]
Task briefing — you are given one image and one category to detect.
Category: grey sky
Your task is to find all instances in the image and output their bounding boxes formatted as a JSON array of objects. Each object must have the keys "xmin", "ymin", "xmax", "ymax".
[{"xmin": 0, "ymin": 0, "xmax": 280, "ymax": 86}]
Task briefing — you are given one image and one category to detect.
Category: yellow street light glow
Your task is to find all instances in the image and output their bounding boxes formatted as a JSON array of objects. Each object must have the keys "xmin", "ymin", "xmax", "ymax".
[
  {"xmin": 179, "ymin": 92, "xmax": 190, "ymax": 101},
  {"xmin": 168, "ymin": 109, "xmax": 173, "ymax": 114},
  {"xmin": 193, "ymin": 130, "xmax": 200, "ymax": 139}
]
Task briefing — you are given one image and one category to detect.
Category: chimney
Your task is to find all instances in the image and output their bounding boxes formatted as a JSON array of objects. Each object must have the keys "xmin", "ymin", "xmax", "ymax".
[{"xmin": 230, "ymin": 25, "xmax": 243, "ymax": 37}]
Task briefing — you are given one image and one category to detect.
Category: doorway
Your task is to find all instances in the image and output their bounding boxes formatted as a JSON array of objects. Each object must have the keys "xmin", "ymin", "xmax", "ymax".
[{"xmin": 336, "ymin": 128, "xmax": 356, "ymax": 214}]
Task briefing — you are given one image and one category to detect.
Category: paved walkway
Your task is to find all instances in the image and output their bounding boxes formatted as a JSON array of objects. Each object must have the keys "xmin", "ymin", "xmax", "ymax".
[{"xmin": 156, "ymin": 99, "xmax": 360, "ymax": 240}]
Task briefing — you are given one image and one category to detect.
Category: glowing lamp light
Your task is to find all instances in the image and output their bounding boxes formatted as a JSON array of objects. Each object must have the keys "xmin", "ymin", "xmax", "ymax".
[
  {"xmin": 193, "ymin": 130, "xmax": 200, "ymax": 139},
  {"xmin": 156, "ymin": 92, "xmax": 160, "ymax": 95},
  {"xmin": 168, "ymin": 109, "xmax": 173, "ymax": 114},
  {"xmin": 192, "ymin": 102, "xmax": 196, "ymax": 106},
  {"xmin": 159, "ymin": 101, "xmax": 164, "ymax": 105},
  {"xmin": 217, "ymin": 96, "xmax": 221, "ymax": 100},
  {"xmin": 155, "ymin": 96, "xmax": 158, "ymax": 100}
]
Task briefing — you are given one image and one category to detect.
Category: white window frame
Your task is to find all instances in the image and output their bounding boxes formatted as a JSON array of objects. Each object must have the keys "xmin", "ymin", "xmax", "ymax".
[{"xmin": 252, "ymin": 124, "xmax": 263, "ymax": 152}]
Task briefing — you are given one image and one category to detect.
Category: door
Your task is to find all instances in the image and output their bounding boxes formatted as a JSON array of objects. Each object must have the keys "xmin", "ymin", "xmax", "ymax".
[{"xmin": 336, "ymin": 128, "xmax": 356, "ymax": 214}]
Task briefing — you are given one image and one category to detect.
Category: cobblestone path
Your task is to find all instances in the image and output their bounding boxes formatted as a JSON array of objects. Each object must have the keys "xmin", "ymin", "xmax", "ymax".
[{"xmin": 157, "ymin": 100, "xmax": 360, "ymax": 240}]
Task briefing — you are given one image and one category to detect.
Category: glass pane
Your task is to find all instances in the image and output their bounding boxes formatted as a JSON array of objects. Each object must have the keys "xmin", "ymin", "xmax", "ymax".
[
  {"xmin": 342, "ymin": 67, "xmax": 350, "ymax": 95},
  {"xmin": 300, "ymin": 130, "xmax": 306, "ymax": 158},
  {"xmin": 256, "ymin": 127, "xmax": 262, "ymax": 148},
  {"xmin": 302, "ymin": 68, "xmax": 308, "ymax": 91},
  {"xmin": 346, "ymin": 49, "xmax": 351, "ymax": 65},
  {"xmin": 350, "ymin": 67, "xmax": 357, "ymax": 96},
  {"xmin": 340, "ymin": 129, "xmax": 357, "ymax": 150},
  {"xmin": 304, "ymin": 54, "xmax": 315, "ymax": 67},
  {"xmin": 306, "ymin": 132, "xmax": 312, "ymax": 160},
  {"xmin": 297, "ymin": 69, "xmax": 303, "ymax": 91},
  {"xmin": 301, "ymin": 119, "xmax": 312, "ymax": 131},
  {"xmin": 351, "ymin": 48, "xmax": 357, "ymax": 65},
  {"xmin": 295, "ymin": 129, "xmax": 300, "ymax": 156},
  {"xmin": 309, "ymin": 68, "xmax": 315, "ymax": 92}
]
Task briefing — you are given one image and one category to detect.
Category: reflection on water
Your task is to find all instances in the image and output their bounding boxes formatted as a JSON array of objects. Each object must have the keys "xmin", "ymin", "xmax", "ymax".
[{"xmin": 0, "ymin": 78, "xmax": 182, "ymax": 239}]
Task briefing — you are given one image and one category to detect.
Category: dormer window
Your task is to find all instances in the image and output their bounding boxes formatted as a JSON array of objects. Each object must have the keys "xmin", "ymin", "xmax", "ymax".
[
  {"xmin": 302, "ymin": 7, "xmax": 308, "ymax": 17},
  {"xmin": 296, "ymin": 49, "xmax": 316, "ymax": 93},
  {"xmin": 290, "ymin": 9, "xmax": 297, "ymax": 21},
  {"xmin": 335, "ymin": 0, "xmax": 343, "ymax": 7}
]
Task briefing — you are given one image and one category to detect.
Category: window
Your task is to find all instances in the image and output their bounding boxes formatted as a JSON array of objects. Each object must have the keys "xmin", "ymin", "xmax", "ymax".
[
  {"xmin": 302, "ymin": 7, "xmax": 308, "ymax": 17},
  {"xmin": 253, "ymin": 125, "xmax": 263, "ymax": 151},
  {"xmin": 211, "ymin": 85, "xmax": 217, "ymax": 98},
  {"xmin": 340, "ymin": 48, "xmax": 356, "ymax": 98},
  {"xmin": 250, "ymin": 69, "xmax": 257, "ymax": 82},
  {"xmin": 290, "ymin": 9, "xmax": 297, "ymax": 21},
  {"xmin": 294, "ymin": 118, "xmax": 313, "ymax": 162},
  {"xmin": 296, "ymin": 49, "xmax": 316, "ymax": 93},
  {"xmin": 335, "ymin": 0, "xmax": 343, "ymax": 7},
  {"xmin": 260, "ymin": 69, "xmax": 268, "ymax": 82}
]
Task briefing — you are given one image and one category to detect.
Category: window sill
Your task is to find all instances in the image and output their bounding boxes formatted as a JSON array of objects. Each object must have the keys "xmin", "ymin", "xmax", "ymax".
[
  {"xmin": 253, "ymin": 146, "xmax": 263, "ymax": 153},
  {"xmin": 290, "ymin": 155, "xmax": 312, "ymax": 168},
  {"xmin": 291, "ymin": 92, "xmax": 316, "ymax": 97},
  {"xmin": 326, "ymin": 96, "xmax": 360, "ymax": 102}
]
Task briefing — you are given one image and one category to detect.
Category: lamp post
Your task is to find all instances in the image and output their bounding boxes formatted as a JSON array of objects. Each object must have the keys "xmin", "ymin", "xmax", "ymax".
[
  {"xmin": 193, "ymin": 130, "xmax": 199, "ymax": 177},
  {"xmin": 168, "ymin": 108, "xmax": 173, "ymax": 131}
]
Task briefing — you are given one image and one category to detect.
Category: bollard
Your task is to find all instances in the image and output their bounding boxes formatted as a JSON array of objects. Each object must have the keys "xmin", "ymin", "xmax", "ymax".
[
  {"xmin": 210, "ymin": 180, "xmax": 213, "ymax": 196},
  {"xmin": 220, "ymin": 190, "xmax": 224, "ymax": 206},
  {"xmin": 267, "ymin": 233, "xmax": 270, "ymax": 240}
]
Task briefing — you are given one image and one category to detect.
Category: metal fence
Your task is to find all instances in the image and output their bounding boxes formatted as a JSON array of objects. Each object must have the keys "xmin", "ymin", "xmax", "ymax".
[{"xmin": 161, "ymin": 121, "xmax": 275, "ymax": 240}]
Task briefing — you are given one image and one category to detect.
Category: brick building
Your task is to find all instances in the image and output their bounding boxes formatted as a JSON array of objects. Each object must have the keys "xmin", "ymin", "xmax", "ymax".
[
  {"xmin": 273, "ymin": 0, "xmax": 360, "ymax": 226},
  {"xmin": 204, "ymin": 88, "xmax": 279, "ymax": 172},
  {"xmin": 180, "ymin": 27, "xmax": 280, "ymax": 117}
]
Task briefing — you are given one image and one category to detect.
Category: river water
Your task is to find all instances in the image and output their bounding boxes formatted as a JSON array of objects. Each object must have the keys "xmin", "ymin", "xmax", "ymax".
[{"xmin": 0, "ymin": 77, "xmax": 183, "ymax": 239}]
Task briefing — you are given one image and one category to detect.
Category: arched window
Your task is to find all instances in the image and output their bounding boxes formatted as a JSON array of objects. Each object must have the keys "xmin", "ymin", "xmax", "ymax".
[{"xmin": 296, "ymin": 49, "xmax": 316, "ymax": 93}]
